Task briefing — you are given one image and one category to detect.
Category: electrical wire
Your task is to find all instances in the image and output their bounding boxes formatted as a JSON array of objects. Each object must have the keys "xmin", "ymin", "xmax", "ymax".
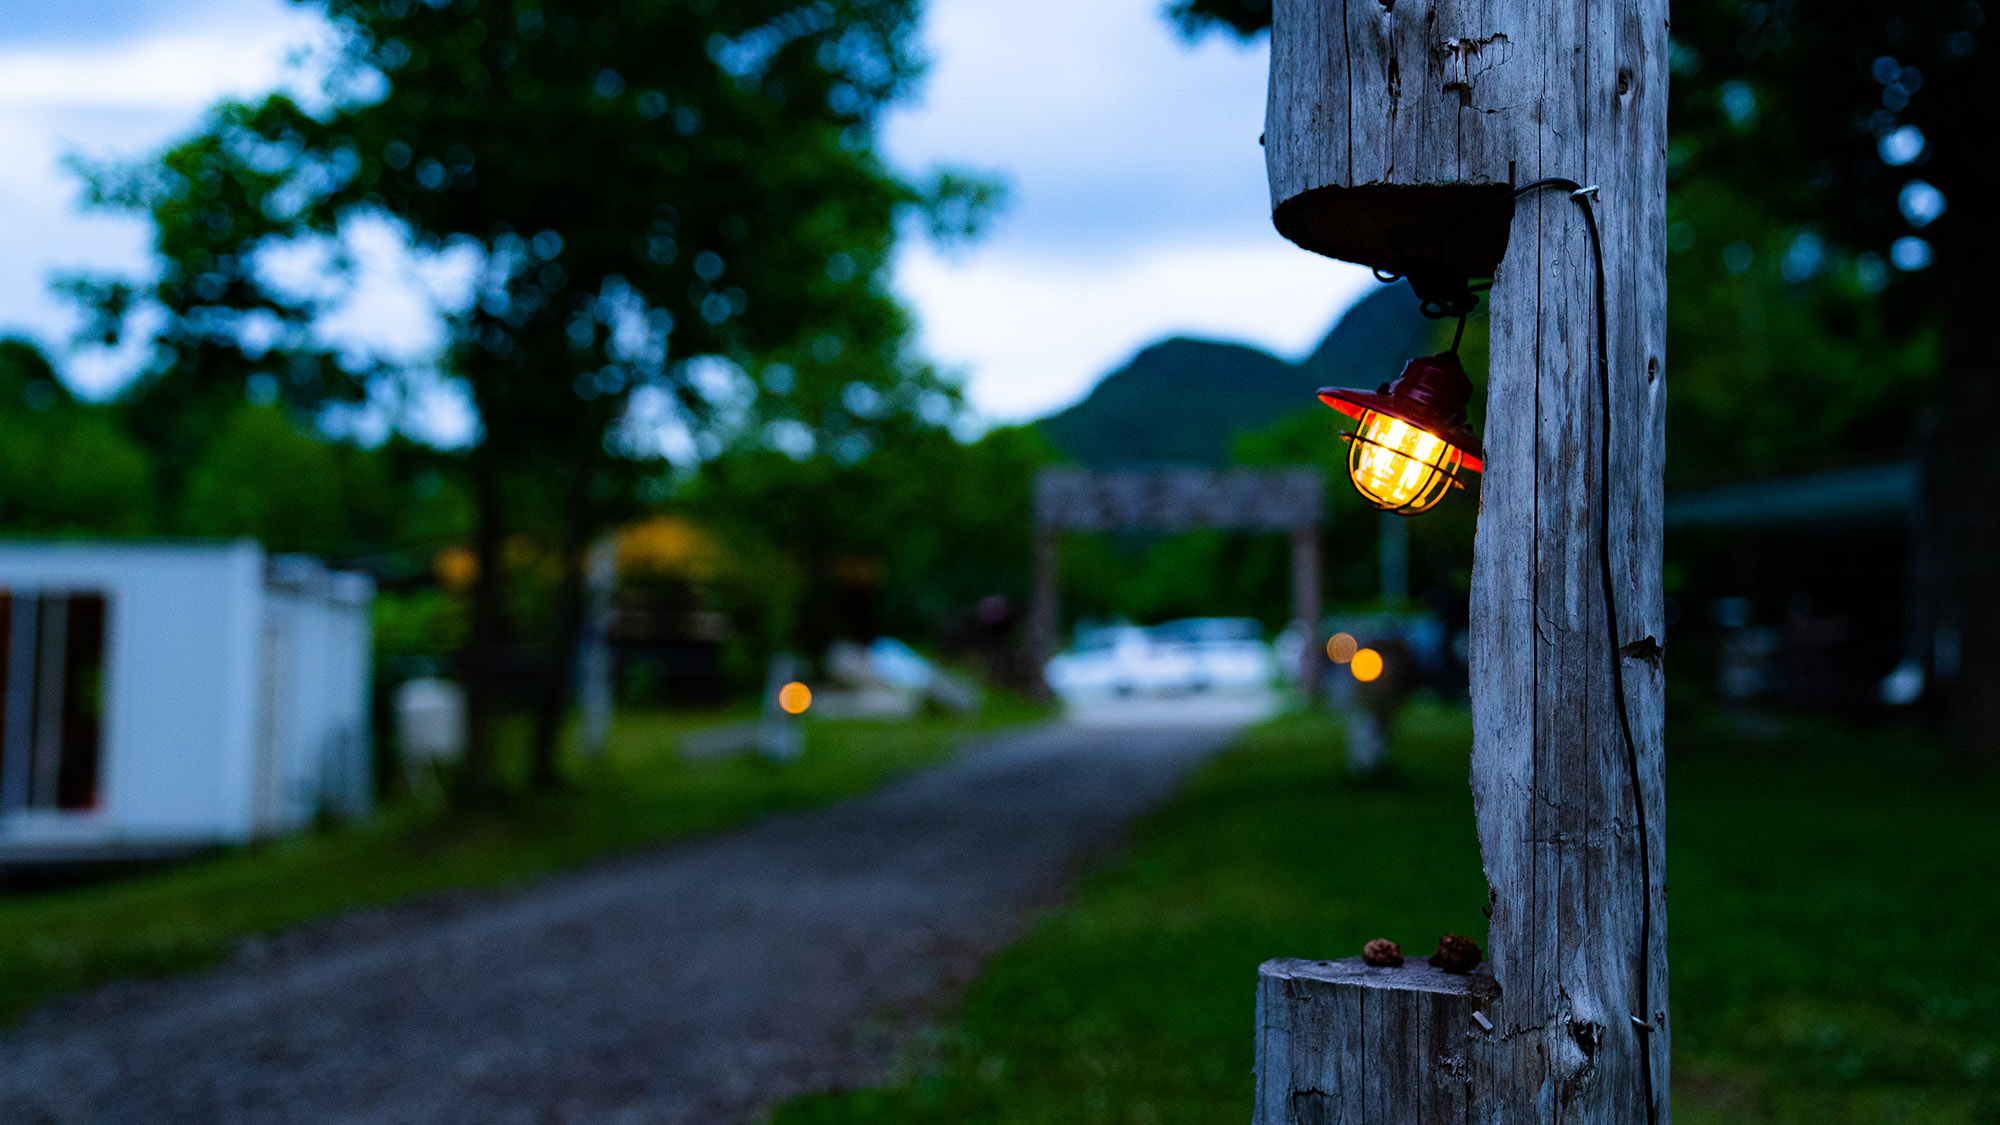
[{"xmin": 1514, "ymin": 175, "xmax": 1659, "ymax": 1125}]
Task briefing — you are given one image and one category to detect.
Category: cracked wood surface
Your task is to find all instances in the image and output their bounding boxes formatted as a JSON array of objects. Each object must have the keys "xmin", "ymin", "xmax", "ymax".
[{"xmin": 1258, "ymin": 0, "xmax": 1669, "ymax": 1121}]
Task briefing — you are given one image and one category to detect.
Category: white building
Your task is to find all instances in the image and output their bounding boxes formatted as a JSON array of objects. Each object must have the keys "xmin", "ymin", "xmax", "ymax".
[{"xmin": 0, "ymin": 541, "xmax": 373, "ymax": 859}]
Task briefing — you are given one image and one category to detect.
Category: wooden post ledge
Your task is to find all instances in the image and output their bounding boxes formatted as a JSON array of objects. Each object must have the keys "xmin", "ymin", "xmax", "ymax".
[{"xmin": 1255, "ymin": 957, "xmax": 1501, "ymax": 1124}]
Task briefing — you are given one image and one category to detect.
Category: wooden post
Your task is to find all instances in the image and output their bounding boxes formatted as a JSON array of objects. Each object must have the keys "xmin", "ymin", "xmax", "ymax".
[
  {"xmin": 575, "ymin": 536, "xmax": 618, "ymax": 759},
  {"xmin": 1028, "ymin": 528, "xmax": 1059, "ymax": 695},
  {"xmin": 1255, "ymin": 1, "xmax": 1669, "ymax": 1121},
  {"xmin": 1290, "ymin": 521, "xmax": 1322, "ymax": 703}
]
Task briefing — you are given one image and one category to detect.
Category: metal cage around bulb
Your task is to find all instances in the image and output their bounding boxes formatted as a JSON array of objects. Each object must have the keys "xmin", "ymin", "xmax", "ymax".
[{"xmin": 1318, "ymin": 353, "xmax": 1484, "ymax": 515}]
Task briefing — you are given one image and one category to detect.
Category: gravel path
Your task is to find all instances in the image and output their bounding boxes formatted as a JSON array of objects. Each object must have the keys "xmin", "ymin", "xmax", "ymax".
[{"xmin": 0, "ymin": 721, "xmax": 1234, "ymax": 1124}]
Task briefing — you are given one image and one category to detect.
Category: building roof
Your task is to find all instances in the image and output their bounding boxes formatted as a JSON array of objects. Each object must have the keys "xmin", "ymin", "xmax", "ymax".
[{"xmin": 1665, "ymin": 460, "xmax": 1918, "ymax": 532}]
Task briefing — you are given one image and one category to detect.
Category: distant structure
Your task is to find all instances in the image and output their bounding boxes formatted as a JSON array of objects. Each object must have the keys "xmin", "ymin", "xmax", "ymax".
[
  {"xmin": 0, "ymin": 541, "xmax": 373, "ymax": 861},
  {"xmin": 1666, "ymin": 460, "xmax": 1924, "ymax": 709},
  {"xmin": 1031, "ymin": 467, "xmax": 1326, "ymax": 695}
]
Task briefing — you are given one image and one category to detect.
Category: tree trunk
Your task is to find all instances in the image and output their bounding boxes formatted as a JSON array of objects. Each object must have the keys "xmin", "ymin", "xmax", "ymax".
[
  {"xmin": 1928, "ymin": 131, "xmax": 2000, "ymax": 770},
  {"xmin": 1257, "ymin": 0, "xmax": 1669, "ymax": 1119},
  {"xmin": 528, "ymin": 458, "xmax": 596, "ymax": 789},
  {"xmin": 461, "ymin": 446, "xmax": 507, "ymax": 795}
]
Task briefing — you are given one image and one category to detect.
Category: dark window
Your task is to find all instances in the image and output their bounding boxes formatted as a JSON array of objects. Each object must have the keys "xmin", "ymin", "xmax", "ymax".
[{"xmin": 1, "ymin": 591, "xmax": 108, "ymax": 812}]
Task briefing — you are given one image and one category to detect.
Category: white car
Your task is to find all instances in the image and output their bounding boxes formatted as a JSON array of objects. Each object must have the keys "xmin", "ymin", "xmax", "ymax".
[
  {"xmin": 1146, "ymin": 617, "xmax": 1277, "ymax": 692},
  {"xmin": 1045, "ymin": 618, "xmax": 1274, "ymax": 698}
]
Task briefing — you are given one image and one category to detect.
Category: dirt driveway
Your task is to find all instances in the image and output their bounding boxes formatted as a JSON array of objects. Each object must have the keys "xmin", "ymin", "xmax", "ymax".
[{"xmin": 0, "ymin": 719, "xmax": 1237, "ymax": 1123}]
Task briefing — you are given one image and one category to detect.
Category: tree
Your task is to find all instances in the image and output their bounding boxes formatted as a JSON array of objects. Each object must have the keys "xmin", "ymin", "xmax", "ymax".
[
  {"xmin": 683, "ymin": 422, "xmax": 1054, "ymax": 672},
  {"xmin": 1663, "ymin": 1, "xmax": 1995, "ymax": 762},
  {"xmin": 75, "ymin": 0, "xmax": 989, "ymax": 790},
  {"xmin": 0, "ymin": 338, "xmax": 155, "ymax": 536}
]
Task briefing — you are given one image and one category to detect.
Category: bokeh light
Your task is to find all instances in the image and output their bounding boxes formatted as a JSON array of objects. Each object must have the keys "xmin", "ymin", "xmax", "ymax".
[
  {"xmin": 778, "ymin": 681, "xmax": 812, "ymax": 715},
  {"xmin": 1350, "ymin": 648, "xmax": 1384, "ymax": 683},
  {"xmin": 1326, "ymin": 632, "xmax": 1358, "ymax": 663}
]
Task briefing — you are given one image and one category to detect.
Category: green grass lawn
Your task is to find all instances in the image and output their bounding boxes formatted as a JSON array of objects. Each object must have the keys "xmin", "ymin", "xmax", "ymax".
[
  {"xmin": 773, "ymin": 703, "xmax": 2000, "ymax": 1124},
  {"xmin": 0, "ymin": 695, "xmax": 1044, "ymax": 1027}
]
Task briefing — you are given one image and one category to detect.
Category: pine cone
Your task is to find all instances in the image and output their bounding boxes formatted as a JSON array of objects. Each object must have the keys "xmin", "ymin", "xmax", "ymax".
[
  {"xmin": 1429, "ymin": 933, "xmax": 1483, "ymax": 974},
  {"xmin": 1361, "ymin": 938, "xmax": 1404, "ymax": 967}
]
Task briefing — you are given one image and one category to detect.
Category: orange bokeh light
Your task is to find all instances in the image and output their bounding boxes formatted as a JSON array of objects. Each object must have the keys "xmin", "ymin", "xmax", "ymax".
[
  {"xmin": 778, "ymin": 681, "xmax": 812, "ymax": 715},
  {"xmin": 1326, "ymin": 632, "xmax": 1359, "ymax": 664},
  {"xmin": 1350, "ymin": 648, "xmax": 1384, "ymax": 683}
]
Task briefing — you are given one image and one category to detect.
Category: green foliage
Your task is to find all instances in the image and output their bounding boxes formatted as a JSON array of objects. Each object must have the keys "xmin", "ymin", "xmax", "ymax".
[
  {"xmin": 70, "ymin": 0, "xmax": 982, "ymax": 515},
  {"xmin": 1662, "ymin": 179, "xmax": 1937, "ymax": 487},
  {"xmin": 775, "ymin": 708, "xmax": 2000, "ymax": 1123},
  {"xmin": 172, "ymin": 403, "xmax": 472, "ymax": 555},
  {"xmin": 684, "ymin": 423, "xmax": 1057, "ymax": 671},
  {"xmin": 374, "ymin": 587, "xmax": 471, "ymax": 666},
  {"xmin": 0, "ymin": 336, "xmax": 468, "ymax": 560},
  {"xmin": 176, "ymin": 405, "xmax": 347, "ymax": 550},
  {"xmin": 0, "ymin": 338, "xmax": 155, "ymax": 536},
  {"xmin": 1667, "ymin": 0, "xmax": 1989, "ymax": 298},
  {"xmin": 0, "ymin": 705, "xmax": 1040, "ymax": 1028},
  {"xmin": 1057, "ymin": 530, "xmax": 1296, "ymax": 630}
]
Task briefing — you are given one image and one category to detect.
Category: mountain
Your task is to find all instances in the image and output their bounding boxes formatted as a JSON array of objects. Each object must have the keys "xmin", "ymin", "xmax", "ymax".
[
  {"xmin": 1037, "ymin": 339, "xmax": 1298, "ymax": 467},
  {"xmin": 1036, "ymin": 284, "xmax": 1437, "ymax": 467},
  {"xmin": 1298, "ymin": 280, "xmax": 1439, "ymax": 387}
]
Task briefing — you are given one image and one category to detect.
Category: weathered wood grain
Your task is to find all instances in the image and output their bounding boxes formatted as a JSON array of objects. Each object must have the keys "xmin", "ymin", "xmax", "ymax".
[
  {"xmin": 1256, "ymin": 958, "xmax": 1499, "ymax": 1123},
  {"xmin": 1259, "ymin": 0, "xmax": 1669, "ymax": 1120}
]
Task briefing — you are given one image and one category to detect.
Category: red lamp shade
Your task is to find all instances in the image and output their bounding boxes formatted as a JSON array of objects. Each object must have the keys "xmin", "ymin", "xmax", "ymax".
[{"xmin": 1318, "ymin": 353, "xmax": 1484, "ymax": 515}]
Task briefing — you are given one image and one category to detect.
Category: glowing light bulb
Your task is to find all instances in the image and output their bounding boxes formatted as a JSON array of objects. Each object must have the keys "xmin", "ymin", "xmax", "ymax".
[
  {"xmin": 1318, "ymin": 353, "xmax": 1484, "ymax": 515},
  {"xmin": 1348, "ymin": 410, "xmax": 1464, "ymax": 514}
]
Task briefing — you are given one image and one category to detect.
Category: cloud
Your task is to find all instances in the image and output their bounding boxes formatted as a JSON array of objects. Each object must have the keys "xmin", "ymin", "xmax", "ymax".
[
  {"xmin": 882, "ymin": 0, "xmax": 1369, "ymax": 425},
  {"xmin": 0, "ymin": 16, "xmax": 327, "ymax": 111},
  {"xmin": 0, "ymin": 1, "xmax": 326, "ymax": 396},
  {"xmin": 901, "ymin": 240, "xmax": 1372, "ymax": 423},
  {"xmin": 883, "ymin": 0, "xmax": 1276, "ymax": 252}
]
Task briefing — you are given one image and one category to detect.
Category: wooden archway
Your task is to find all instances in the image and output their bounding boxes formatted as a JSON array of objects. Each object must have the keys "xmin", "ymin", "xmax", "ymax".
[{"xmin": 1028, "ymin": 466, "xmax": 1326, "ymax": 699}]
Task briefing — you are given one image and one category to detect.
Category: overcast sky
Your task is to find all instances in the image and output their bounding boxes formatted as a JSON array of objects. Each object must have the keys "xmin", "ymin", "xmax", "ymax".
[{"xmin": 0, "ymin": 0, "xmax": 1372, "ymax": 426}]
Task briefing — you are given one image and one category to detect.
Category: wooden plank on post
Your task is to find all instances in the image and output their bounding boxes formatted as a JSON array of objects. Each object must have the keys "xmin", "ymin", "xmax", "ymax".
[{"xmin": 1257, "ymin": 0, "xmax": 1669, "ymax": 1120}]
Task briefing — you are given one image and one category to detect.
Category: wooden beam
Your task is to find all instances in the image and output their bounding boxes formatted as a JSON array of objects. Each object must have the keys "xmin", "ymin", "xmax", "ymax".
[{"xmin": 1258, "ymin": 0, "xmax": 1669, "ymax": 1119}]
